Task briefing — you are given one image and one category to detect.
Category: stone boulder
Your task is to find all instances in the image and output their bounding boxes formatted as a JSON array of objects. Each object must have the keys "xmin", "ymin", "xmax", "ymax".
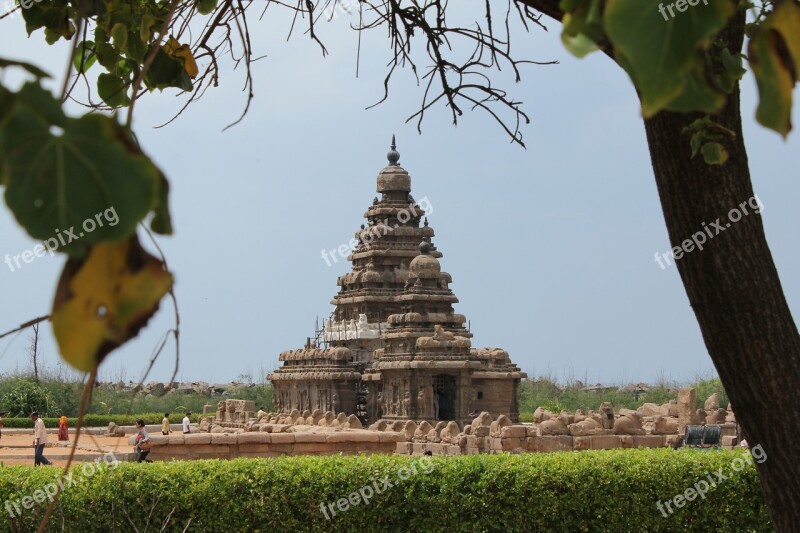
[{"xmin": 636, "ymin": 403, "xmax": 663, "ymax": 417}]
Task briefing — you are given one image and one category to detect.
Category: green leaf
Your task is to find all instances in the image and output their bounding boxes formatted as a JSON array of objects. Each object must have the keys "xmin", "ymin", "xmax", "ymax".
[
  {"xmin": 561, "ymin": 0, "xmax": 604, "ymax": 58},
  {"xmin": 664, "ymin": 61, "xmax": 726, "ymax": 113},
  {"xmin": 748, "ymin": 2, "xmax": 800, "ymax": 137},
  {"xmin": 714, "ymin": 47, "xmax": 747, "ymax": 94},
  {"xmin": 97, "ymin": 73, "xmax": 130, "ymax": 108},
  {"xmin": 1, "ymin": 83, "xmax": 160, "ymax": 257},
  {"xmin": 145, "ymin": 47, "xmax": 193, "ymax": 92},
  {"xmin": 111, "ymin": 22, "xmax": 128, "ymax": 51},
  {"xmin": 73, "ymin": 40, "xmax": 97, "ymax": 72},
  {"xmin": 140, "ymin": 14, "xmax": 156, "ymax": 44},
  {"xmin": 700, "ymin": 141, "xmax": 728, "ymax": 165},
  {"xmin": 604, "ymin": 0, "xmax": 734, "ymax": 116},
  {"xmin": 197, "ymin": 0, "xmax": 218, "ymax": 15},
  {"xmin": 150, "ymin": 172, "xmax": 173, "ymax": 235},
  {"xmin": 0, "ymin": 57, "xmax": 51, "ymax": 79},
  {"xmin": 96, "ymin": 42, "xmax": 120, "ymax": 70}
]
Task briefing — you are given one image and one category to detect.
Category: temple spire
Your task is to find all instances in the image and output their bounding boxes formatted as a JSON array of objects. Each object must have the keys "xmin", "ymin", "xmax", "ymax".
[{"xmin": 387, "ymin": 134, "xmax": 400, "ymax": 166}]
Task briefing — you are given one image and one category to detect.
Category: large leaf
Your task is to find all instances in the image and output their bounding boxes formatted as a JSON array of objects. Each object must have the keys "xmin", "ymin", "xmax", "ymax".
[
  {"xmin": 52, "ymin": 236, "xmax": 174, "ymax": 372},
  {"xmin": 749, "ymin": 2, "xmax": 800, "ymax": 137},
  {"xmin": 97, "ymin": 72, "xmax": 131, "ymax": 107},
  {"xmin": 604, "ymin": 0, "xmax": 734, "ymax": 116},
  {"xmin": 145, "ymin": 47, "xmax": 193, "ymax": 92},
  {"xmin": 1, "ymin": 82, "xmax": 161, "ymax": 256}
]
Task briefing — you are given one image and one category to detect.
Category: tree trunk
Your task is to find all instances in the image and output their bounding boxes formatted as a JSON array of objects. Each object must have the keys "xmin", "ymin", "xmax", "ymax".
[{"xmin": 642, "ymin": 15, "xmax": 800, "ymax": 530}]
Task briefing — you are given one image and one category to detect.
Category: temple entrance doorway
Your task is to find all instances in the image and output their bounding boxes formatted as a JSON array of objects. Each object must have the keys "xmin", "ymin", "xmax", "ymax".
[{"xmin": 433, "ymin": 374, "xmax": 456, "ymax": 421}]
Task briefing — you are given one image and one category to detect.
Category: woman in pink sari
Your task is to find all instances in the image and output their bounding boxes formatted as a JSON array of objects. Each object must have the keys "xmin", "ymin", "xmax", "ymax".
[{"xmin": 57, "ymin": 416, "xmax": 69, "ymax": 441}]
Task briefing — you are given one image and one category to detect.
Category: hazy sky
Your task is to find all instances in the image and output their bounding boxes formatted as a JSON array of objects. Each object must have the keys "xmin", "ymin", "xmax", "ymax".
[{"xmin": 1, "ymin": 3, "xmax": 798, "ymax": 385}]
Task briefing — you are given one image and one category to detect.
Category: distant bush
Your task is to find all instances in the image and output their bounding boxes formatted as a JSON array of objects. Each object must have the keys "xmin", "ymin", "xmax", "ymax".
[
  {"xmin": 0, "ymin": 450, "xmax": 769, "ymax": 532},
  {"xmin": 517, "ymin": 375, "xmax": 730, "ymax": 417},
  {"xmin": 0, "ymin": 378, "xmax": 59, "ymax": 418}
]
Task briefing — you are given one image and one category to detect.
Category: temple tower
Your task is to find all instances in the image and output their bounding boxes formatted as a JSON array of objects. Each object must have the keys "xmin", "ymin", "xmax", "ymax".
[{"xmin": 270, "ymin": 138, "xmax": 525, "ymax": 424}]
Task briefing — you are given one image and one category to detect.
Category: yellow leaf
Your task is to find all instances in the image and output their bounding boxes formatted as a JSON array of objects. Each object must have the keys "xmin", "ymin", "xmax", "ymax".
[
  {"xmin": 52, "ymin": 236, "xmax": 174, "ymax": 372},
  {"xmin": 164, "ymin": 36, "xmax": 199, "ymax": 79},
  {"xmin": 749, "ymin": 2, "xmax": 800, "ymax": 136}
]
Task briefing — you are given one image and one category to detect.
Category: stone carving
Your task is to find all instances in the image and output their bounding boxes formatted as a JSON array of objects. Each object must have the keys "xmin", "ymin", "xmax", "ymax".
[
  {"xmin": 696, "ymin": 408, "xmax": 707, "ymax": 425},
  {"xmin": 346, "ymin": 415, "xmax": 363, "ymax": 429},
  {"xmin": 441, "ymin": 421, "xmax": 460, "ymax": 443},
  {"xmin": 596, "ymin": 402, "xmax": 615, "ymax": 430},
  {"xmin": 568, "ymin": 418, "xmax": 604, "ymax": 436},
  {"xmin": 402, "ymin": 392, "xmax": 411, "ymax": 417},
  {"xmin": 653, "ymin": 416, "xmax": 679, "ymax": 435},
  {"xmin": 105, "ymin": 422, "xmax": 125, "ymax": 437},
  {"xmin": 704, "ymin": 393, "xmax": 720, "ymax": 411},
  {"xmin": 490, "ymin": 415, "xmax": 512, "ymax": 437},
  {"xmin": 429, "ymin": 421, "xmax": 447, "ymax": 443},
  {"xmin": 539, "ymin": 416, "xmax": 569, "ymax": 436},
  {"xmin": 403, "ymin": 420, "xmax": 417, "ymax": 441},
  {"xmin": 369, "ymin": 419, "xmax": 389, "ymax": 431},
  {"xmin": 614, "ymin": 411, "xmax": 645, "ymax": 435},
  {"xmin": 415, "ymin": 421, "xmax": 434, "ymax": 442},
  {"xmin": 706, "ymin": 408, "xmax": 727, "ymax": 425}
]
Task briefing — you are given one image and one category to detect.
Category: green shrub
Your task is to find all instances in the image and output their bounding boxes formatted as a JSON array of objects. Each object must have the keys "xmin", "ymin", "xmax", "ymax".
[
  {"xmin": 0, "ymin": 378, "xmax": 59, "ymax": 418},
  {"xmin": 0, "ymin": 449, "xmax": 770, "ymax": 532},
  {"xmin": 0, "ymin": 413, "xmax": 201, "ymax": 429}
]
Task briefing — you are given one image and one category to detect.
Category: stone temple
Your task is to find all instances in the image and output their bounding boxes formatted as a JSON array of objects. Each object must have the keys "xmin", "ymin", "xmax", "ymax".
[{"xmin": 269, "ymin": 139, "xmax": 525, "ymax": 425}]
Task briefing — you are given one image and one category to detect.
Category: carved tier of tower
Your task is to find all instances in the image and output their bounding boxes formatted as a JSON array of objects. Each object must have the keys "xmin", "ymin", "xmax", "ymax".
[{"xmin": 269, "ymin": 139, "xmax": 525, "ymax": 424}]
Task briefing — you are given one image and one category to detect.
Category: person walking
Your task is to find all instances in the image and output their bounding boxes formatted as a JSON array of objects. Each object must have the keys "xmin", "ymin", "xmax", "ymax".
[
  {"xmin": 31, "ymin": 412, "xmax": 52, "ymax": 466},
  {"xmin": 161, "ymin": 413, "xmax": 171, "ymax": 435},
  {"xmin": 134, "ymin": 420, "xmax": 152, "ymax": 463},
  {"xmin": 57, "ymin": 416, "xmax": 69, "ymax": 441},
  {"xmin": 0, "ymin": 411, "xmax": 5, "ymax": 444},
  {"xmin": 182, "ymin": 411, "xmax": 191, "ymax": 434}
]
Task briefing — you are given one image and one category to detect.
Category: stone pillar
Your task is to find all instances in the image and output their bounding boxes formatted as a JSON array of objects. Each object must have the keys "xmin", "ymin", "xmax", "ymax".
[{"xmin": 677, "ymin": 388, "xmax": 698, "ymax": 434}]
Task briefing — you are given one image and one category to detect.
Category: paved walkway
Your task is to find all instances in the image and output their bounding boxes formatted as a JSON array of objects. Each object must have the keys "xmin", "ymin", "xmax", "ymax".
[{"xmin": 0, "ymin": 433, "xmax": 132, "ymax": 466}]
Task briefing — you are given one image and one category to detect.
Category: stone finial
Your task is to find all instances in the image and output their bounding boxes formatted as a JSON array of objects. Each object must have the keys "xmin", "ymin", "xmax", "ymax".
[{"xmin": 387, "ymin": 135, "xmax": 400, "ymax": 166}]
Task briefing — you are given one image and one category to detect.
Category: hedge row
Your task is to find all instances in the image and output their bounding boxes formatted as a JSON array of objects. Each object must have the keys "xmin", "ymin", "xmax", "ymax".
[
  {"xmin": 0, "ymin": 413, "xmax": 200, "ymax": 429},
  {"xmin": 0, "ymin": 449, "xmax": 771, "ymax": 532}
]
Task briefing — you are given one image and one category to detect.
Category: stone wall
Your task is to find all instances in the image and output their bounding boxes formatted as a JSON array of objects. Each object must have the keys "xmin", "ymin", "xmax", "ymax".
[{"xmin": 140, "ymin": 431, "xmax": 407, "ymax": 460}]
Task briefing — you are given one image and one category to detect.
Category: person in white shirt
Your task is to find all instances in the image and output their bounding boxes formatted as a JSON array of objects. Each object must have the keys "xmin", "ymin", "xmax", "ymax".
[
  {"xmin": 31, "ymin": 412, "xmax": 52, "ymax": 466},
  {"xmin": 182, "ymin": 411, "xmax": 191, "ymax": 434}
]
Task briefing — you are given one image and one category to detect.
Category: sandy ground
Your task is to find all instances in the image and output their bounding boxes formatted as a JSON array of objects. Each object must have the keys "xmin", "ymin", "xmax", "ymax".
[{"xmin": 0, "ymin": 433, "xmax": 132, "ymax": 466}]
